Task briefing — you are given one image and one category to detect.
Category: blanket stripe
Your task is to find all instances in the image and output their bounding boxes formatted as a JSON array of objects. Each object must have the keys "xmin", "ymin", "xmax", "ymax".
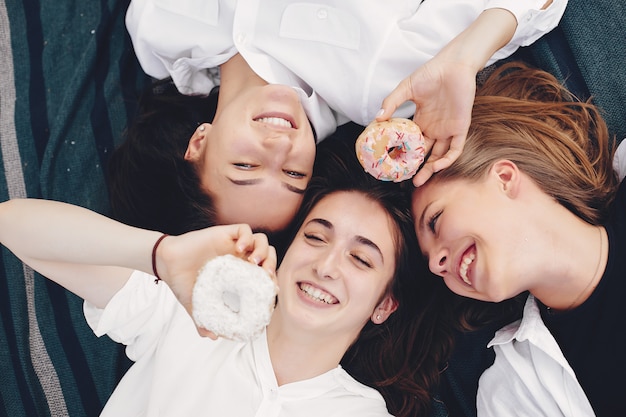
[{"xmin": 1, "ymin": 0, "xmax": 149, "ymax": 416}]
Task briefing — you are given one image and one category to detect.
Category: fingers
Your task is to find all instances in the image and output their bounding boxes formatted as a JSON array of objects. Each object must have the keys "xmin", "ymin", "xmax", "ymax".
[
  {"xmin": 376, "ymin": 79, "xmax": 414, "ymax": 122},
  {"xmin": 196, "ymin": 327, "xmax": 219, "ymax": 340},
  {"xmin": 412, "ymin": 133, "xmax": 465, "ymax": 187}
]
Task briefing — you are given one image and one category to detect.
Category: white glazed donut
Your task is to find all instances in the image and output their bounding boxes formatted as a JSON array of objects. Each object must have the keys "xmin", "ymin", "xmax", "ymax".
[
  {"xmin": 192, "ymin": 254, "xmax": 276, "ymax": 342},
  {"xmin": 355, "ymin": 118, "xmax": 426, "ymax": 182}
]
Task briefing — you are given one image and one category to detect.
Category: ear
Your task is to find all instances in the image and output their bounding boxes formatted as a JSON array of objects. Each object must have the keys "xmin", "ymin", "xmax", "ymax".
[
  {"xmin": 490, "ymin": 159, "xmax": 521, "ymax": 198},
  {"xmin": 184, "ymin": 123, "xmax": 211, "ymax": 162},
  {"xmin": 371, "ymin": 295, "xmax": 399, "ymax": 324}
]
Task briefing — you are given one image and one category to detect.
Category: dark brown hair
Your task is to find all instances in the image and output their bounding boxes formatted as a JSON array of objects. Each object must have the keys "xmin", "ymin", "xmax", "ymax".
[
  {"xmin": 285, "ymin": 129, "xmax": 457, "ymax": 417},
  {"xmin": 107, "ymin": 81, "xmax": 218, "ymax": 235}
]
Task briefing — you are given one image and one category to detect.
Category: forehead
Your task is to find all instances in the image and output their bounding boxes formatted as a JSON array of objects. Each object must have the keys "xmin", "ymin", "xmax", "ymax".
[{"xmin": 305, "ymin": 192, "xmax": 396, "ymax": 245}]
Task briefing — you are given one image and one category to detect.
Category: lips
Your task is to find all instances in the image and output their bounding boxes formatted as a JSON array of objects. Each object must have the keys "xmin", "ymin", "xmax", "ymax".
[
  {"xmin": 298, "ymin": 282, "xmax": 338, "ymax": 305},
  {"xmin": 253, "ymin": 112, "xmax": 297, "ymax": 129}
]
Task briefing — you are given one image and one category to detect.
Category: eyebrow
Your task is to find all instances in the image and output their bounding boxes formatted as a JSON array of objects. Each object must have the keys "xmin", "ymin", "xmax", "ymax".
[
  {"xmin": 227, "ymin": 177, "xmax": 306, "ymax": 194},
  {"xmin": 307, "ymin": 218, "xmax": 385, "ymax": 263}
]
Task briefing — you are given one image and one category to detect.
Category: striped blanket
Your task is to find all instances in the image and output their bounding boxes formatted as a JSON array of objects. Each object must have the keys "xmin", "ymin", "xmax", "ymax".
[{"xmin": 0, "ymin": 0, "xmax": 148, "ymax": 416}]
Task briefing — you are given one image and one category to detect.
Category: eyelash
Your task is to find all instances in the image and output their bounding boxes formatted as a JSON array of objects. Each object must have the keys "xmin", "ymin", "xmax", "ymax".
[
  {"xmin": 234, "ymin": 164, "xmax": 305, "ymax": 179},
  {"xmin": 234, "ymin": 163, "xmax": 256, "ymax": 169},
  {"xmin": 284, "ymin": 170, "xmax": 305, "ymax": 179},
  {"xmin": 304, "ymin": 233, "xmax": 373, "ymax": 268},
  {"xmin": 351, "ymin": 253, "xmax": 372, "ymax": 268},
  {"xmin": 428, "ymin": 210, "xmax": 442, "ymax": 234}
]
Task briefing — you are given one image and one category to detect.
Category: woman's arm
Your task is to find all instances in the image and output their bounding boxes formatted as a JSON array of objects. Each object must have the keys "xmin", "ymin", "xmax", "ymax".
[
  {"xmin": 0, "ymin": 199, "xmax": 160, "ymax": 308},
  {"xmin": 0, "ymin": 199, "xmax": 277, "ymax": 313},
  {"xmin": 378, "ymin": 1, "xmax": 565, "ymax": 186},
  {"xmin": 378, "ymin": 8, "xmax": 517, "ymax": 187}
]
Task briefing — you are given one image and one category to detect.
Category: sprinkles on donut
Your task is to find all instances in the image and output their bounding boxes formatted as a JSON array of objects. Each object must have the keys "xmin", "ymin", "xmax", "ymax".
[{"xmin": 355, "ymin": 118, "xmax": 425, "ymax": 182}]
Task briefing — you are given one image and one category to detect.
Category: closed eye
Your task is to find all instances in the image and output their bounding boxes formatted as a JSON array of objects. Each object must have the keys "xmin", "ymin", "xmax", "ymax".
[
  {"xmin": 428, "ymin": 210, "xmax": 442, "ymax": 234},
  {"xmin": 351, "ymin": 253, "xmax": 372, "ymax": 268},
  {"xmin": 304, "ymin": 232, "xmax": 325, "ymax": 243}
]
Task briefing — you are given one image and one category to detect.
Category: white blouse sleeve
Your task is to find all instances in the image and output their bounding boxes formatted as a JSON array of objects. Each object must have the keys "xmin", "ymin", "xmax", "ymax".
[
  {"xmin": 485, "ymin": 0, "xmax": 568, "ymax": 63},
  {"xmin": 84, "ymin": 270, "xmax": 183, "ymax": 361}
]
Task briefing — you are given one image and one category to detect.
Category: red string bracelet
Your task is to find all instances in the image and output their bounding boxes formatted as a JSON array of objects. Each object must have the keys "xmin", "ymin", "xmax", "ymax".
[{"xmin": 151, "ymin": 234, "xmax": 169, "ymax": 284}]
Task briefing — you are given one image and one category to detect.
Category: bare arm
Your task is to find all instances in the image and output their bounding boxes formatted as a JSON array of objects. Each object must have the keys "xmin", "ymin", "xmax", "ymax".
[
  {"xmin": 0, "ymin": 199, "xmax": 160, "ymax": 308},
  {"xmin": 0, "ymin": 199, "xmax": 277, "ymax": 319}
]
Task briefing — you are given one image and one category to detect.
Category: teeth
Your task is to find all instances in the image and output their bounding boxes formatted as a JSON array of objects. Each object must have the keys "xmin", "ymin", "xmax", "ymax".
[
  {"xmin": 459, "ymin": 253, "xmax": 475, "ymax": 285},
  {"xmin": 299, "ymin": 283, "xmax": 337, "ymax": 304},
  {"xmin": 256, "ymin": 117, "xmax": 292, "ymax": 128}
]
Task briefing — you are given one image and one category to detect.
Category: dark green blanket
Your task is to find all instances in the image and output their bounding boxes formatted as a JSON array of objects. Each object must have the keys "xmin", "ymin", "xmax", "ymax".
[
  {"xmin": 0, "ymin": 0, "xmax": 624, "ymax": 416},
  {"xmin": 0, "ymin": 1, "xmax": 148, "ymax": 415}
]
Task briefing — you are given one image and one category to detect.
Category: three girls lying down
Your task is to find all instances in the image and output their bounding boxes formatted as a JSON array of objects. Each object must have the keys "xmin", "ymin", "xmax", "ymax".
[{"xmin": 4, "ymin": 61, "xmax": 619, "ymax": 416}]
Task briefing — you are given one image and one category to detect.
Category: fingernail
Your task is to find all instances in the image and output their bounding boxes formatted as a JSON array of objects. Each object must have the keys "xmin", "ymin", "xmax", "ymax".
[{"xmin": 376, "ymin": 108, "xmax": 384, "ymax": 118}]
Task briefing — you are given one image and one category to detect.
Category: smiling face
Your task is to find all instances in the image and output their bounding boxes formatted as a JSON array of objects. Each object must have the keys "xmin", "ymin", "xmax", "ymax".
[
  {"xmin": 412, "ymin": 176, "xmax": 531, "ymax": 303},
  {"xmin": 187, "ymin": 84, "xmax": 316, "ymax": 232},
  {"xmin": 275, "ymin": 191, "xmax": 398, "ymax": 345}
]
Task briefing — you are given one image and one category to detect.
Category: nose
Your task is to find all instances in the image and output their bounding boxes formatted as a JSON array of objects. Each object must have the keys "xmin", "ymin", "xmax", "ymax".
[
  {"xmin": 313, "ymin": 248, "xmax": 341, "ymax": 281},
  {"xmin": 427, "ymin": 245, "xmax": 449, "ymax": 277},
  {"xmin": 263, "ymin": 134, "xmax": 293, "ymax": 166},
  {"xmin": 264, "ymin": 133, "xmax": 293, "ymax": 153}
]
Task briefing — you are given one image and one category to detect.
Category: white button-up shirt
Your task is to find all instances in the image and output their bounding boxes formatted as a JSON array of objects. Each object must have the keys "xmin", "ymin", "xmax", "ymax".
[
  {"xmin": 126, "ymin": 0, "xmax": 568, "ymax": 140},
  {"xmin": 477, "ymin": 295, "xmax": 595, "ymax": 417}
]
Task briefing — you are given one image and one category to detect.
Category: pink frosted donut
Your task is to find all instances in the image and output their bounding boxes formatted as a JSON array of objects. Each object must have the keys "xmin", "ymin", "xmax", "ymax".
[{"xmin": 355, "ymin": 118, "xmax": 426, "ymax": 182}]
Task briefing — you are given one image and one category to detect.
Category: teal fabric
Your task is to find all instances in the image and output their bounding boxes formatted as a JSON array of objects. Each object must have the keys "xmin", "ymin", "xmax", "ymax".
[
  {"xmin": 511, "ymin": 0, "xmax": 626, "ymax": 143},
  {"xmin": 0, "ymin": 0, "xmax": 149, "ymax": 416}
]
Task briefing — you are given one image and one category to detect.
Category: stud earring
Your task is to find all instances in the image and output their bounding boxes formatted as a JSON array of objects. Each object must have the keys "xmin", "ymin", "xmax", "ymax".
[
  {"xmin": 376, "ymin": 314, "xmax": 381, "ymax": 321},
  {"xmin": 198, "ymin": 124, "xmax": 206, "ymax": 132}
]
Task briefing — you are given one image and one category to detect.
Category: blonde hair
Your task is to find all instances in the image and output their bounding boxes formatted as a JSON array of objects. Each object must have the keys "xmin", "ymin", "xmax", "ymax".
[{"xmin": 430, "ymin": 62, "xmax": 619, "ymax": 224}]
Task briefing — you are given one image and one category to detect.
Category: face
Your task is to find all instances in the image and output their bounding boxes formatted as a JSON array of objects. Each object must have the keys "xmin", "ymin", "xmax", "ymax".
[
  {"xmin": 276, "ymin": 191, "xmax": 398, "ymax": 344},
  {"xmin": 412, "ymin": 177, "xmax": 530, "ymax": 303},
  {"xmin": 190, "ymin": 84, "xmax": 316, "ymax": 232}
]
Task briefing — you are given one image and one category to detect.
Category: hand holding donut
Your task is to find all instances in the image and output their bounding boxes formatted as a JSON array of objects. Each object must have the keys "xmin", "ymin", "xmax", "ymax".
[
  {"xmin": 152, "ymin": 224, "xmax": 277, "ymax": 339},
  {"xmin": 376, "ymin": 54, "xmax": 476, "ymax": 186}
]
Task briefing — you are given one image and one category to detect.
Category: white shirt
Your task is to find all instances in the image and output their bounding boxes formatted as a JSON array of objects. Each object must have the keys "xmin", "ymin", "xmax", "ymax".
[
  {"xmin": 477, "ymin": 295, "xmax": 595, "ymax": 417},
  {"xmin": 85, "ymin": 271, "xmax": 392, "ymax": 417},
  {"xmin": 126, "ymin": 0, "xmax": 568, "ymax": 140}
]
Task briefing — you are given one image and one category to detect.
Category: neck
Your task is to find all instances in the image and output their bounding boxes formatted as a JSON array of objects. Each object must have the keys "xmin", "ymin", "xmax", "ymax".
[
  {"xmin": 265, "ymin": 310, "xmax": 352, "ymax": 386},
  {"xmin": 217, "ymin": 53, "xmax": 267, "ymax": 113},
  {"xmin": 530, "ymin": 212, "xmax": 607, "ymax": 312}
]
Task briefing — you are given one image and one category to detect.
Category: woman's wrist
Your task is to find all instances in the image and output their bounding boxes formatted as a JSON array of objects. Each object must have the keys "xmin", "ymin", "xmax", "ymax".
[{"xmin": 441, "ymin": 8, "xmax": 517, "ymax": 72}]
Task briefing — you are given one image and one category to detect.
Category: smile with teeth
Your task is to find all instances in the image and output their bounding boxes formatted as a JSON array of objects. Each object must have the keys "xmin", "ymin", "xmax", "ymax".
[
  {"xmin": 255, "ymin": 116, "xmax": 293, "ymax": 128},
  {"xmin": 459, "ymin": 252, "xmax": 475, "ymax": 285},
  {"xmin": 299, "ymin": 283, "xmax": 338, "ymax": 304}
]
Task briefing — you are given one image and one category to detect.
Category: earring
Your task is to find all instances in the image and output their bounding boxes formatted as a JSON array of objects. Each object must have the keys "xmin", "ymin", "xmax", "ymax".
[
  {"xmin": 376, "ymin": 314, "xmax": 381, "ymax": 321},
  {"xmin": 198, "ymin": 124, "xmax": 206, "ymax": 132}
]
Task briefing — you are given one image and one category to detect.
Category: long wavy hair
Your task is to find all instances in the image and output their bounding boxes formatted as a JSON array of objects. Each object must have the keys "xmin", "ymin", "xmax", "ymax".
[{"xmin": 431, "ymin": 61, "xmax": 619, "ymax": 225}]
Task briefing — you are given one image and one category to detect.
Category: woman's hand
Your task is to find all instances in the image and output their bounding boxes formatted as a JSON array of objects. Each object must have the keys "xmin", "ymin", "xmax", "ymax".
[
  {"xmin": 153, "ymin": 224, "xmax": 277, "ymax": 338},
  {"xmin": 377, "ymin": 58, "xmax": 476, "ymax": 187},
  {"xmin": 377, "ymin": 8, "xmax": 517, "ymax": 187}
]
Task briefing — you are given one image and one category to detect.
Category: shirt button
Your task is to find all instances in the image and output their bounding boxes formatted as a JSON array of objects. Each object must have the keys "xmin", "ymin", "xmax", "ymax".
[
  {"xmin": 236, "ymin": 32, "xmax": 247, "ymax": 44},
  {"xmin": 317, "ymin": 8, "xmax": 328, "ymax": 19},
  {"xmin": 269, "ymin": 389, "xmax": 278, "ymax": 400}
]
